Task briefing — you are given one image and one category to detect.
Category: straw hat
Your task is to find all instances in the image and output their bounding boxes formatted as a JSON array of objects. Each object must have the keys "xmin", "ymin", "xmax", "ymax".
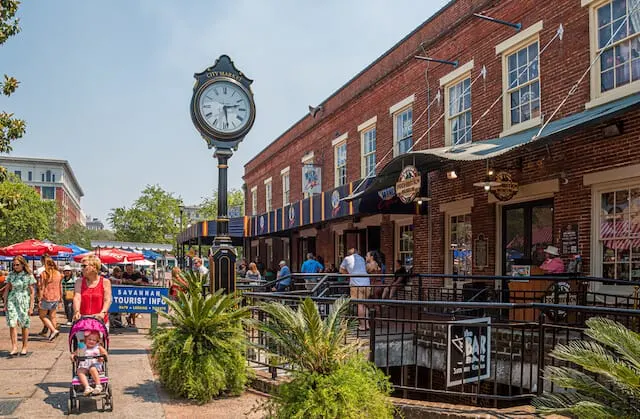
[{"xmin": 544, "ymin": 245, "xmax": 560, "ymax": 256}]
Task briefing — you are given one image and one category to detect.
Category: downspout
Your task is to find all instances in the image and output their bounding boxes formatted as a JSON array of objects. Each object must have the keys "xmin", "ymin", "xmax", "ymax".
[{"xmin": 425, "ymin": 65, "xmax": 433, "ymax": 275}]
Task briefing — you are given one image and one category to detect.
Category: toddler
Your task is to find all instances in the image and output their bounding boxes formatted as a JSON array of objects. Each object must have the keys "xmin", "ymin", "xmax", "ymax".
[{"xmin": 70, "ymin": 330, "xmax": 108, "ymax": 396}]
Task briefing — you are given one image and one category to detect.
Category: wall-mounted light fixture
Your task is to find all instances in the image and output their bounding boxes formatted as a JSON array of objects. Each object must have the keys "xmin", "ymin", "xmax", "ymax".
[
  {"xmin": 446, "ymin": 169, "xmax": 458, "ymax": 180},
  {"xmin": 416, "ymin": 197, "xmax": 432, "ymax": 205},
  {"xmin": 602, "ymin": 121, "xmax": 623, "ymax": 138}
]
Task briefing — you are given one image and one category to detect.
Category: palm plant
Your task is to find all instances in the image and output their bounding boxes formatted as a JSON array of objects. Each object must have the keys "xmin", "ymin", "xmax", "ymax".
[
  {"xmin": 534, "ymin": 317, "xmax": 640, "ymax": 418},
  {"xmin": 255, "ymin": 297, "xmax": 394, "ymax": 419},
  {"xmin": 152, "ymin": 271, "xmax": 249, "ymax": 403}
]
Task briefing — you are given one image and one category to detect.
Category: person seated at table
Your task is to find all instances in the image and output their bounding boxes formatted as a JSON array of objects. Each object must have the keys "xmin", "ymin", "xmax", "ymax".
[
  {"xmin": 272, "ymin": 260, "xmax": 291, "ymax": 292},
  {"xmin": 539, "ymin": 246, "xmax": 564, "ymax": 274}
]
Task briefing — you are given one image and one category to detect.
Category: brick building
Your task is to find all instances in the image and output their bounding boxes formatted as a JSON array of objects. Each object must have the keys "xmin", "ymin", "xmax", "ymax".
[
  {"xmin": 243, "ymin": 0, "xmax": 640, "ymax": 295},
  {"xmin": 0, "ymin": 156, "xmax": 85, "ymax": 230}
]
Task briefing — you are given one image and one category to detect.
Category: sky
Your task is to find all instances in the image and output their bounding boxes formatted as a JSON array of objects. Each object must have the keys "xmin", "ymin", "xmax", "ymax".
[{"xmin": 1, "ymin": 0, "xmax": 450, "ymax": 226}]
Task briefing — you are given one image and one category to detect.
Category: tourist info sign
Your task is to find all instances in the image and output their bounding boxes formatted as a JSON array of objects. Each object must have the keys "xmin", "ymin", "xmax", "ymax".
[
  {"xmin": 110, "ymin": 285, "xmax": 169, "ymax": 313},
  {"xmin": 446, "ymin": 317, "xmax": 491, "ymax": 387}
]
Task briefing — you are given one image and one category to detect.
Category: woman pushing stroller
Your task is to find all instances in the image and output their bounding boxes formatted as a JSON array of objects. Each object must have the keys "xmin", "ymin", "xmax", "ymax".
[{"xmin": 70, "ymin": 329, "xmax": 108, "ymax": 396}]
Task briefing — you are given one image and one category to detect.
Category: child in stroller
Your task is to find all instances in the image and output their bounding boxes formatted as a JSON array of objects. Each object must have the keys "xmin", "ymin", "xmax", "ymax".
[{"xmin": 68, "ymin": 316, "xmax": 113, "ymax": 413}]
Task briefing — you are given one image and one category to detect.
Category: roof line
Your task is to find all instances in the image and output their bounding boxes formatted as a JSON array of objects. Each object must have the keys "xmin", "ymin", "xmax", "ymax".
[
  {"xmin": 0, "ymin": 155, "xmax": 85, "ymax": 196},
  {"xmin": 244, "ymin": 0, "xmax": 458, "ymax": 169}
]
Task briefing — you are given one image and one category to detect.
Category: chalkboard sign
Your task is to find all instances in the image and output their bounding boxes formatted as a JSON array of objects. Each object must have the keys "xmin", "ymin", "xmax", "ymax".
[{"xmin": 561, "ymin": 224, "xmax": 579, "ymax": 255}]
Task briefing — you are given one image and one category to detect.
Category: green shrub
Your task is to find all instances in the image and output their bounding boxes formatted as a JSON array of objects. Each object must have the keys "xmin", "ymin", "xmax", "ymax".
[
  {"xmin": 256, "ymin": 297, "xmax": 395, "ymax": 419},
  {"xmin": 264, "ymin": 355, "xmax": 394, "ymax": 419},
  {"xmin": 152, "ymin": 271, "xmax": 249, "ymax": 403}
]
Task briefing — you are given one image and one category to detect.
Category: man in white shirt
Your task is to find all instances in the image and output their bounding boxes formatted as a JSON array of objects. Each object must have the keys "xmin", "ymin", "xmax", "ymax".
[
  {"xmin": 193, "ymin": 257, "xmax": 209, "ymax": 276},
  {"xmin": 340, "ymin": 248, "xmax": 369, "ymax": 330}
]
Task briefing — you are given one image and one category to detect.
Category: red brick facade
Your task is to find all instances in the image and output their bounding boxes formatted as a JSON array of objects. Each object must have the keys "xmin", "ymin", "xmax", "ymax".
[{"xmin": 243, "ymin": 0, "xmax": 640, "ymax": 284}]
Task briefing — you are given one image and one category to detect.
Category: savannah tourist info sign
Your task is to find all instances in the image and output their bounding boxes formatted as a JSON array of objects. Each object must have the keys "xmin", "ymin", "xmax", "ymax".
[
  {"xmin": 446, "ymin": 317, "xmax": 491, "ymax": 387},
  {"xmin": 110, "ymin": 285, "xmax": 169, "ymax": 313}
]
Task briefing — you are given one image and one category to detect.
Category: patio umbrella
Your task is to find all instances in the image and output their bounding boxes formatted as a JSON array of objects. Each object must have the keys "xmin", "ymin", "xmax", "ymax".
[
  {"xmin": 73, "ymin": 247, "xmax": 145, "ymax": 264},
  {"xmin": 0, "ymin": 239, "xmax": 73, "ymax": 257}
]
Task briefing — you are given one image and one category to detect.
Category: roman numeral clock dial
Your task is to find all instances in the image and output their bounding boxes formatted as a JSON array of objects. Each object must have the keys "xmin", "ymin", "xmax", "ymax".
[{"xmin": 197, "ymin": 79, "xmax": 253, "ymax": 138}]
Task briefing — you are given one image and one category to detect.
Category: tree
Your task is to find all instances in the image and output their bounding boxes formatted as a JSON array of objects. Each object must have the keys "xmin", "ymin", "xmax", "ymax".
[
  {"xmin": 0, "ymin": 178, "xmax": 56, "ymax": 246},
  {"xmin": 152, "ymin": 271, "xmax": 249, "ymax": 402},
  {"xmin": 534, "ymin": 317, "xmax": 640, "ymax": 418},
  {"xmin": 199, "ymin": 188, "xmax": 244, "ymax": 220},
  {"xmin": 256, "ymin": 298, "xmax": 394, "ymax": 418},
  {"xmin": 108, "ymin": 185, "xmax": 181, "ymax": 244}
]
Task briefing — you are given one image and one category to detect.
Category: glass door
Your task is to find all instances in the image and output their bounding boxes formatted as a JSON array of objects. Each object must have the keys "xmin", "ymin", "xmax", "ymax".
[{"xmin": 502, "ymin": 199, "xmax": 554, "ymax": 275}]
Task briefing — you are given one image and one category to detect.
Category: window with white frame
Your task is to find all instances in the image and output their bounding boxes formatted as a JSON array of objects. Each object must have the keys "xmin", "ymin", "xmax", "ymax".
[
  {"xmin": 395, "ymin": 108, "xmax": 413, "ymax": 155},
  {"xmin": 334, "ymin": 141, "xmax": 347, "ymax": 187},
  {"xmin": 590, "ymin": 0, "xmax": 640, "ymax": 99},
  {"xmin": 361, "ymin": 127, "xmax": 376, "ymax": 178},
  {"xmin": 251, "ymin": 187, "xmax": 257, "ymax": 216},
  {"xmin": 449, "ymin": 214, "xmax": 472, "ymax": 275},
  {"xmin": 398, "ymin": 223, "xmax": 414, "ymax": 270},
  {"xmin": 448, "ymin": 77, "xmax": 472, "ymax": 145},
  {"xmin": 506, "ymin": 41, "xmax": 540, "ymax": 128},
  {"xmin": 598, "ymin": 185, "xmax": 640, "ymax": 281},
  {"xmin": 301, "ymin": 153, "xmax": 315, "ymax": 199},
  {"xmin": 264, "ymin": 179, "xmax": 273, "ymax": 212},
  {"xmin": 281, "ymin": 168, "xmax": 290, "ymax": 206}
]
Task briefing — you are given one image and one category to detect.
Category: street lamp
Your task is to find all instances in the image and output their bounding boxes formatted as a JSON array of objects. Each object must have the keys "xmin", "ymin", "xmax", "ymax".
[{"xmin": 178, "ymin": 205, "xmax": 184, "ymax": 269}]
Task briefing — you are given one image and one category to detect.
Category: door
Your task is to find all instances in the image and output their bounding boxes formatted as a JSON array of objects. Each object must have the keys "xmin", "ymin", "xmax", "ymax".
[{"xmin": 502, "ymin": 199, "xmax": 554, "ymax": 275}]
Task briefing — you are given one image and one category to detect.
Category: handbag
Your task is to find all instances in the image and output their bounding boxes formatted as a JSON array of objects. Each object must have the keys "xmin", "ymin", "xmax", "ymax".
[{"xmin": 64, "ymin": 290, "xmax": 75, "ymax": 300}]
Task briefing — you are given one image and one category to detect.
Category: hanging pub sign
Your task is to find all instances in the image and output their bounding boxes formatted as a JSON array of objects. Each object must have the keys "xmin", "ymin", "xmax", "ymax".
[
  {"xmin": 395, "ymin": 165, "xmax": 421, "ymax": 204},
  {"xmin": 302, "ymin": 164, "xmax": 322, "ymax": 195},
  {"xmin": 490, "ymin": 171, "xmax": 519, "ymax": 201},
  {"xmin": 447, "ymin": 317, "xmax": 492, "ymax": 387}
]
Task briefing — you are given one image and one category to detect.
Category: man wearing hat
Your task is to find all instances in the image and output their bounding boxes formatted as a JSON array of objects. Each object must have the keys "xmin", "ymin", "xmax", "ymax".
[
  {"xmin": 539, "ymin": 246, "xmax": 564, "ymax": 274},
  {"xmin": 61, "ymin": 265, "xmax": 77, "ymax": 325}
]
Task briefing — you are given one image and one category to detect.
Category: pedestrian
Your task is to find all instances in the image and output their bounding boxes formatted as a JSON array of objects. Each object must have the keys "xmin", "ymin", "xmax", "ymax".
[
  {"xmin": 245, "ymin": 262, "xmax": 262, "ymax": 283},
  {"xmin": 169, "ymin": 266, "xmax": 186, "ymax": 299},
  {"xmin": 38, "ymin": 255, "xmax": 63, "ymax": 341},
  {"xmin": 73, "ymin": 255, "xmax": 112, "ymax": 328},
  {"xmin": 340, "ymin": 248, "xmax": 369, "ymax": 330},
  {"xmin": 61, "ymin": 265, "xmax": 77, "ymax": 326},
  {"xmin": 122, "ymin": 264, "xmax": 147, "ymax": 327},
  {"xmin": 272, "ymin": 260, "xmax": 291, "ymax": 292},
  {"xmin": 382, "ymin": 260, "xmax": 408, "ymax": 299},
  {"xmin": 193, "ymin": 257, "xmax": 209, "ymax": 277},
  {"xmin": 108, "ymin": 266, "xmax": 125, "ymax": 328},
  {"xmin": 366, "ymin": 251, "xmax": 383, "ymax": 299},
  {"xmin": 2, "ymin": 255, "xmax": 36, "ymax": 356},
  {"xmin": 301, "ymin": 252, "xmax": 323, "ymax": 290}
]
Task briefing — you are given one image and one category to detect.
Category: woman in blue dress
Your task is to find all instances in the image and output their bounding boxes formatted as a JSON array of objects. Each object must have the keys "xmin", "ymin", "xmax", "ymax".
[{"xmin": 2, "ymin": 255, "xmax": 36, "ymax": 356}]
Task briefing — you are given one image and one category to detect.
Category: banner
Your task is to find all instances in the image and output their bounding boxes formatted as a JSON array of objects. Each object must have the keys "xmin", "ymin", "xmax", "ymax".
[
  {"xmin": 447, "ymin": 317, "xmax": 491, "ymax": 387},
  {"xmin": 302, "ymin": 164, "xmax": 321, "ymax": 195},
  {"xmin": 110, "ymin": 285, "xmax": 168, "ymax": 313}
]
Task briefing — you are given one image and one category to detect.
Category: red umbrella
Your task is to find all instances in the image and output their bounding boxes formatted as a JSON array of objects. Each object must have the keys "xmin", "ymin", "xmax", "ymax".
[
  {"xmin": 0, "ymin": 239, "xmax": 73, "ymax": 256},
  {"xmin": 73, "ymin": 248, "xmax": 145, "ymax": 264}
]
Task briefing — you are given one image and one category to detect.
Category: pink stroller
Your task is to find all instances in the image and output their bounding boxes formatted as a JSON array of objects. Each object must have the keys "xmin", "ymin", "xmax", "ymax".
[{"xmin": 67, "ymin": 316, "xmax": 113, "ymax": 414}]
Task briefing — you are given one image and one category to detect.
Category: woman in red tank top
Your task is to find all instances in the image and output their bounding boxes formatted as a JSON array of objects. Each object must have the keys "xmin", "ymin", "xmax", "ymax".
[{"xmin": 73, "ymin": 255, "xmax": 111, "ymax": 323}]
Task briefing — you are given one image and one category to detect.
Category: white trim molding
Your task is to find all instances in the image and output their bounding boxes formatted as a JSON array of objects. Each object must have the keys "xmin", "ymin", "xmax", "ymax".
[
  {"xmin": 250, "ymin": 185, "xmax": 257, "ymax": 193},
  {"xmin": 439, "ymin": 60, "xmax": 475, "ymax": 87},
  {"xmin": 263, "ymin": 177, "xmax": 273, "ymax": 185},
  {"xmin": 280, "ymin": 166, "xmax": 290, "ymax": 175},
  {"xmin": 495, "ymin": 20, "xmax": 544, "ymax": 55},
  {"xmin": 301, "ymin": 152, "xmax": 314, "ymax": 163},
  {"xmin": 583, "ymin": 163, "xmax": 640, "ymax": 186},
  {"xmin": 357, "ymin": 116, "xmax": 377, "ymax": 132},
  {"xmin": 331, "ymin": 132, "xmax": 348, "ymax": 146},
  {"xmin": 439, "ymin": 197, "xmax": 474, "ymax": 213},
  {"xmin": 389, "ymin": 94, "xmax": 415, "ymax": 115}
]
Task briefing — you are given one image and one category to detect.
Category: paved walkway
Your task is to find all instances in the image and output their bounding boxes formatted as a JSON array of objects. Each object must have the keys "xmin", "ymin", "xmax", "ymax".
[{"xmin": 0, "ymin": 312, "xmax": 265, "ymax": 418}]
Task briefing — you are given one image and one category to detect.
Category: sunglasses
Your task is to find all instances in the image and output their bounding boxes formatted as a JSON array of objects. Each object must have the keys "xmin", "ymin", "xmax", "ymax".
[{"xmin": 12, "ymin": 263, "xmax": 22, "ymax": 267}]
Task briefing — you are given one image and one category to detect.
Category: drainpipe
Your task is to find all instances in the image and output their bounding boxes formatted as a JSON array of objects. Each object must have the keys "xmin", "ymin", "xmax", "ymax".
[{"xmin": 425, "ymin": 65, "xmax": 433, "ymax": 276}]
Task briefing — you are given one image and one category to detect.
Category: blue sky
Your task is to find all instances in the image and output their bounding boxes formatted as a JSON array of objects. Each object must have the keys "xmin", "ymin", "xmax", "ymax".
[{"xmin": 1, "ymin": 0, "xmax": 449, "ymax": 225}]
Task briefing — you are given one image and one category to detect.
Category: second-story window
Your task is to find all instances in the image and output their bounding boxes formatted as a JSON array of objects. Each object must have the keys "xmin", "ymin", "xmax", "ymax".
[
  {"xmin": 362, "ymin": 127, "xmax": 376, "ymax": 178},
  {"xmin": 507, "ymin": 41, "xmax": 540, "ymax": 127},
  {"xmin": 281, "ymin": 167, "xmax": 290, "ymax": 206},
  {"xmin": 251, "ymin": 186, "xmax": 257, "ymax": 216},
  {"xmin": 264, "ymin": 178, "xmax": 273, "ymax": 212},
  {"xmin": 46, "ymin": 170, "xmax": 52, "ymax": 182},
  {"xmin": 334, "ymin": 141, "xmax": 347, "ymax": 187},
  {"xmin": 395, "ymin": 108, "xmax": 413, "ymax": 155},
  {"xmin": 448, "ymin": 77, "xmax": 472, "ymax": 145}
]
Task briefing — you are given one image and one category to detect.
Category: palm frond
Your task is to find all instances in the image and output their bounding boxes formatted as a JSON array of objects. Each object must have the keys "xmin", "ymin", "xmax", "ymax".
[{"xmin": 585, "ymin": 317, "xmax": 640, "ymax": 372}]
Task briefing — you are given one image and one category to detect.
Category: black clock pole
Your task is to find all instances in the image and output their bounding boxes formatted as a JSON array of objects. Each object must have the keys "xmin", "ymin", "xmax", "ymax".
[{"xmin": 210, "ymin": 147, "xmax": 236, "ymax": 294}]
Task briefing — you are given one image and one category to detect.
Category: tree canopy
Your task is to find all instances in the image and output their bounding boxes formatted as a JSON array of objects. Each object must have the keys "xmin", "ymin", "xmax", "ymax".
[
  {"xmin": 51, "ymin": 224, "xmax": 115, "ymax": 249},
  {"xmin": 108, "ymin": 185, "xmax": 181, "ymax": 244},
  {"xmin": 0, "ymin": 178, "xmax": 56, "ymax": 246},
  {"xmin": 199, "ymin": 188, "xmax": 244, "ymax": 220}
]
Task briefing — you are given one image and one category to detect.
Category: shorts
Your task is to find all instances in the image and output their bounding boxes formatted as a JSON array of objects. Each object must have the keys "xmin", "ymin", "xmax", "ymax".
[
  {"xmin": 350, "ymin": 286, "xmax": 370, "ymax": 300},
  {"xmin": 78, "ymin": 362, "xmax": 104, "ymax": 372},
  {"xmin": 40, "ymin": 300, "xmax": 59, "ymax": 311}
]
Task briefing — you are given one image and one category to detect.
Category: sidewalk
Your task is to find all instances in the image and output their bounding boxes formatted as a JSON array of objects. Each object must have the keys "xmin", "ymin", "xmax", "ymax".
[{"xmin": 0, "ymin": 312, "xmax": 164, "ymax": 418}]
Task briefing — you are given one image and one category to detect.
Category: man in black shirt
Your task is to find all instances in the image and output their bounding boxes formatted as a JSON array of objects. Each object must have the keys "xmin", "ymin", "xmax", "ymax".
[{"xmin": 121, "ymin": 264, "xmax": 148, "ymax": 327}]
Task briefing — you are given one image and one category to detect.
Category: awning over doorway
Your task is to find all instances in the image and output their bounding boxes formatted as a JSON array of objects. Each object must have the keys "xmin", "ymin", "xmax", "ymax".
[{"xmin": 357, "ymin": 92, "xmax": 640, "ymax": 199}]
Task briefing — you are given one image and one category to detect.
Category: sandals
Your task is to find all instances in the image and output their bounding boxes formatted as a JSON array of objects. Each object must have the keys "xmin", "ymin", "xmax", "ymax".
[{"xmin": 48, "ymin": 330, "xmax": 60, "ymax": 341}]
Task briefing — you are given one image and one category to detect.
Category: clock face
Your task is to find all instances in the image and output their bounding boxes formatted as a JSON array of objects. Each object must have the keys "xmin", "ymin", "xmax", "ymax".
[{"xmin": 197, "ymin": 80, "xmax": 253, "ymax": 136}]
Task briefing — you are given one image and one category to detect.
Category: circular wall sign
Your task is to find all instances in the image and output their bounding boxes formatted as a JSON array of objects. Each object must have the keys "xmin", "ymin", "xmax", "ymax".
[
  {"xmin": 395, "ymin": 165, "xmax": 422, "ymax": 204},
  {"xmin": 491, "ymin": 171, "xmax": 519, "ymax": 201}
]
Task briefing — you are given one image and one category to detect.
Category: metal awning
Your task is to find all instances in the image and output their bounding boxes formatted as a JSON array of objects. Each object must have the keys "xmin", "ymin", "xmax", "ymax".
[{"xmin": 357, "ymin": 92, "xmax": 640, "ymax": 198}]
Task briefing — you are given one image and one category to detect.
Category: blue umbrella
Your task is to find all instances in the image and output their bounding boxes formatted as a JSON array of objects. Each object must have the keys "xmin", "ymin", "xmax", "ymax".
[
  {"xmin": 54, "ymin": 243, "xmax": 89, "ymax": 260},
  {"xmin": 141, "ymin": 249, "xmax": 161, "ymax": 261}
]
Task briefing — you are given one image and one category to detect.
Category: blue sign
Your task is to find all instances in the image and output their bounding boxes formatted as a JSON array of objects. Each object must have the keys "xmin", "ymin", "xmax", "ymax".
[{"xmin": 110, "ymin": 285, "xmax": 168, "ymax": 313}]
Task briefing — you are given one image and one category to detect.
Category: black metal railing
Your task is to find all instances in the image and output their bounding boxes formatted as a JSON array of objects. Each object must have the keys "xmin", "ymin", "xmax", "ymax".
[{"xmin": 243, "ymin": 286, "xmax": 640, "ymax": 408}]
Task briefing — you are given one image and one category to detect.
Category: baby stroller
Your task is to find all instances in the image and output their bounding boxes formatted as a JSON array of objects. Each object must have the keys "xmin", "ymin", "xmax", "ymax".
[{"xmin": 67, "ymin": 316, "xmax": 113, "ymax": 414}]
